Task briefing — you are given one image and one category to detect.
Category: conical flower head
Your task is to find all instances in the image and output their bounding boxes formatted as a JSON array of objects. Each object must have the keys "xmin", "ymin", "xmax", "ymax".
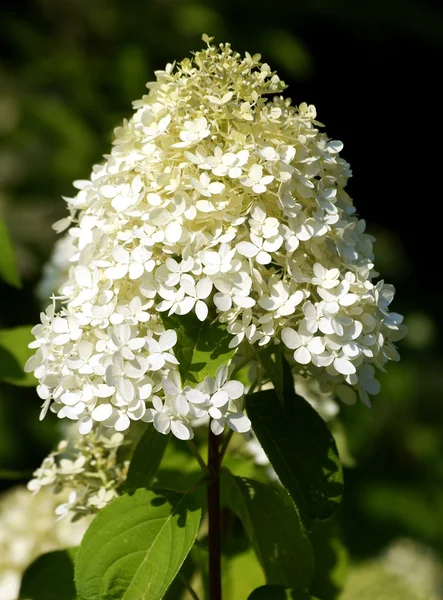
[{"xmin": 25, "ymin": 36, "xmax": 405, "ymax": 440}]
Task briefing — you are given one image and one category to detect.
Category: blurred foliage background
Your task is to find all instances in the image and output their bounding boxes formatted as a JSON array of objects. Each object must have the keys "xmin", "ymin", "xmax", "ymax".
[{"xmin": 1, "ymin": 0, "xmax": 443, "ymax": 597}]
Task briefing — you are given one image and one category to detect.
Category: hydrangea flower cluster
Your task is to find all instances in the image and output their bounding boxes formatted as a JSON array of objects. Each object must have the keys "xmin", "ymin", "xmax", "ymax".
[
  {"xmin": 0, "ymin": 486, "xmax": 89, "ymax": 600},
  {"xmin": 27, "ymin": 430, "xmax": 130, "ymax": 520},
  {"xmin": 26, "ymin": 36, "xmax": 405, "ymax": 442}
]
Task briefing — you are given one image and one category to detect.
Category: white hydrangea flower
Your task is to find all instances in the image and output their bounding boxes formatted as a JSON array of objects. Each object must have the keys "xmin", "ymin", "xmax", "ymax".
[
  {"xmin": 0, "ymin": 486, "xmax": 90, "ymax": 600},
  {"xmin": 27, "ymin": 431, "xmax": 130, "ymax": 520},
  {"xmin": 25, "ymin": 38, "xmax": 405, "ymax": 442}
]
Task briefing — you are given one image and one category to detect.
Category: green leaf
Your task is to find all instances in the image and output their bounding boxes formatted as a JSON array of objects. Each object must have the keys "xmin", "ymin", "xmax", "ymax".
[
  {"xmin": 19, "ymin": 549, "xmax": 77, "ymax": 600},
  {"xmin": 247, "ymin": 352, "xmax": 343, "ymax": 524},
  {"xmin": 75, "ymin": 488, "xmax": 202, "ymax": 600},
  {"xmin": 0, "ymin": 326, "xmax": 37, "ymax": 386},
  {"xmin": 309, "ymin": 519, "xmax": 348, "ymax": 600},
  {"xmin": 0, "ymin": 219, "xmax": 21, "ymax": 288},
  {"xmin": 247, "ymin": 586, "xmax": 320, "ymax": 599},
  {"xmin": 123, "ymin": 427, "xmax": 170, "ymax": 492},
  {"xmin": 161, "ymin": 312, "xmax": 237, "ymax": 385},
  {"xmin": 224, "ymin": 475, "xmax": 314, "ymax": 589}
]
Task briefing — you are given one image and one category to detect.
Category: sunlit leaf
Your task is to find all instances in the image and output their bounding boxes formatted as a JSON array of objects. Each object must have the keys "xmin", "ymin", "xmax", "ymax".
[
  {"xmin": 75, "ymin": 488, "xmax": 201, "ymax": 600},
  {"xmin": 0, "ymin": 326, "xmax": 36, "ymax": 386}
]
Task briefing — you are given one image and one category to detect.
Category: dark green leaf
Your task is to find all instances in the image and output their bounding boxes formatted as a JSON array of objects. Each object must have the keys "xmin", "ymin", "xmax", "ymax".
[
  {"xmin": 75, "ymin": 488, "xmax": 201, "ymax": 600},
  {"xmin": 259, "ymin": 346, "xmax": 294, "ymax": 404},
  {"xmin": 0, "ymin": 326, "xmax": 37, "ymax": 386},
  {"xmin": 0, "ymin": 219, "xmax": 21, "ymax": 288},
  {"xmin": 247, "ymin": 353, "xmax": 343, "ymax": 524},
  {"xmin": 19, "ymin": 549, "xmax": 77, "ymax": 600},
  {"xmin": 224, "ymin": 475, "xmax": 314, "ymax": 589},
  {"xmin": 161, "ymin": 312, "xmax": 237, "ymax": 385},
  {"xmin": 309, "ymin": 519, "xmax": 348, "ymax": 600},
  {"xmin": 123, "ymin": 427, "xmax": 170, "ymax": 492},
  {"xmin": 248, "ymin": 585, "xmax": 320, "ymax": 599}
]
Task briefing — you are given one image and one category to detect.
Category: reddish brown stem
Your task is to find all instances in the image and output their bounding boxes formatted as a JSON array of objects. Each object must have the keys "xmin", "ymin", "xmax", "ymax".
[{"xmin": 207, "ymin": 428, "xmax": 222, "ymax": 600}]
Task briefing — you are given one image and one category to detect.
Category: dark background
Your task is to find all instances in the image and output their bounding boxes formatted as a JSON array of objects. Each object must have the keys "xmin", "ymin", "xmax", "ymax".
[{"xmin": 1, "ymin": 0, "xmax": 442, "ymax": 593}]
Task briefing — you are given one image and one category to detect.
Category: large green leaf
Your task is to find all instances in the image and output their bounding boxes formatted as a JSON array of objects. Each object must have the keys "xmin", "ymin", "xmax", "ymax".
[
  {"xmin": 0, "ymin": 219, "xmax": 21, "ymax": 288},
  {"xmin": 224, "ymin": 475, "xmax": 314, "ymax": 589},
  {"xmin": 123, "ymin": 428, "xmax": 170, "ymax": 492},
  {"xmin": 247, "ymin": 352, "xmax": 343, "ymax": 524},
  {"xmin": 0, "ymin": 326, "xmax": 37, "ymax": 386},
  {"xmin": 248, "ymin": 586, "xmax": 320, "ymax": 600},
  {"xmin": 19, "ymin": 549, "xmax": 77, "ymax": 600},
  {"xmin": 75, "ymin": 488, "xmax": 201, "ymax": 600},
  {"xmin": 161, "ymin": 312, "xmax": 237, "ymax": 385}
]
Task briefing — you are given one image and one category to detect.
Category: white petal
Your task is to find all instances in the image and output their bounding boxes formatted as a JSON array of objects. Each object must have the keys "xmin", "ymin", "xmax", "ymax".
[
  {"xmin": 249, "ymin": 164, "xmax": 262, "ymax": 181},
  {"xmin": 333, "ymin": 357, "xmax": 356, "ymax": 375},
  {"xmin": 118, "ymin": 378, "xmax": 135, "ymax": 402},
  {"xmin": 160, "ymin": 329, "xmax": 177, "ymax": 351},
  {"xmin": 129, "ymin": 262, "xmax": 145, "ymax": 280},
  {"xmin": 113, "ymin": 246, "xmax": 129, "ymax": 264},
  {"xmin": 185, "ymin": 389, "xmax": 207, "ymax": 405},
  {"xmin": 165, "ymin": 221, "xmax": 182, "ymax": 243},
  {"xmin": 163, "ymin": 381, "xmax": 180, "ymax": 400},
  {"xmin": 91, "ymin": 403, "xmax": 113, "ymax": 422},
  {"xmin": 256, "ymin": 251, "xmax": 272, "ymax": 265},
  {"xmin": 115, "ymin": 413, "xmax": 130, "ymax": 431},
  {"xmin": 195, "ymin": 300, "xmax": 208, "ymax": 321},
  {"xmin": 226, "ymin": 413, "xmax": 251, "ymax": 433},
  {"xmin": 196, "ymin": 278, "xmax": 212, "ymax": 299},
  {"xmin": 210, "ymin": 418, "xmax": 225, "ymax": 435},
  {"xmin": 211, "ymin": 390, "xmax": 230, "ymax": 408},
  {"xmin": 52, "ymin": 317, "xmax": 69, "ymax": 334},
  {"xmin": 153, "ymin": 412, "xmax": 171, "ymax": 435},
  {"xmin": 209, "ymin": 406, "xmax": 223, "ymax": 419},
  {"xmin": 94, "ymin": 384, "xmax": 115, "ymax": 398},
  {"xmin": 306, "ymin": 337, "xmax": 325, "ymax": 355},
  {"xmin": 214, "ymin": 293, "xmax": 232, "ymax": 312},
  {"xmin": 74, "ymin": 265, "xmax": 92, "ymax": 288},
  {"xmin": 79, "ymin": 417, "xmax": 93, "ymax": 435},
  {"xmin": 171, "ymin": 420, "xmax": 193, "ymax": 440},
  {"xmin": 233, "ymin": 295, "xmax": 255, "ymax": 308},
  {"xmin": 294, "ymin": 346, "xmax": 311, "ymax": 365},
  {"xmin": 221, "ymin": 380, "xmax": 244, "ymax": 400},
  {"xmin": 236, "ymin": 241, "xmax": 258, "ymax": 258},
  {"xmin": 207, "ymin": 182, "xmax": 225, "ymax": 195},
  {"xmin": 147, "ymin": 353, "xmax": 166, "ymax": 371},
  {"xmin": 281, "ymin": 328, "xmax": 301, "ymax": 350}
]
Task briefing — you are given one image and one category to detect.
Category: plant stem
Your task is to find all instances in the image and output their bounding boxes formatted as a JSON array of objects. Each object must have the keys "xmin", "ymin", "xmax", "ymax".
[
  {"xmin": 207, "ymin": 428, "xmax": 222, "ymax": 600},
  {"xmin": 219, "ymin": 429, "xmax": 233, "ymax": 464},
  {"xmin": 187, "ymin": 440, "xmax": 210, "ymax": 475},
  {"xmin": 178, "ymin": 572, "xmax": 200, "ymax": 600}
]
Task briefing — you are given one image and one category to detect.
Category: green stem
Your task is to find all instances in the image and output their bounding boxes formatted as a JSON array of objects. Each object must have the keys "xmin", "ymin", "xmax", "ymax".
[
  {"xmin": 178, "ymin": 572, "xmax": 200, "ymax": 600},
  {"xmin": 219, "ymin": 430, "xmax": 234, "ymax": 464},
  {"xmin": 187, "ymin": 440, "xmax": 210, "ymax": 475},
  {"xmin": 231, "ymin": 347, "xmax": 267, "ymax": 377}
]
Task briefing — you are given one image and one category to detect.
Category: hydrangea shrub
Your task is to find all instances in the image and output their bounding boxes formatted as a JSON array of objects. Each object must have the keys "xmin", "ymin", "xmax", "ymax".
[{"xmin": 21, "ymin": 36, "xmax": 405, "ymax": 600}]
